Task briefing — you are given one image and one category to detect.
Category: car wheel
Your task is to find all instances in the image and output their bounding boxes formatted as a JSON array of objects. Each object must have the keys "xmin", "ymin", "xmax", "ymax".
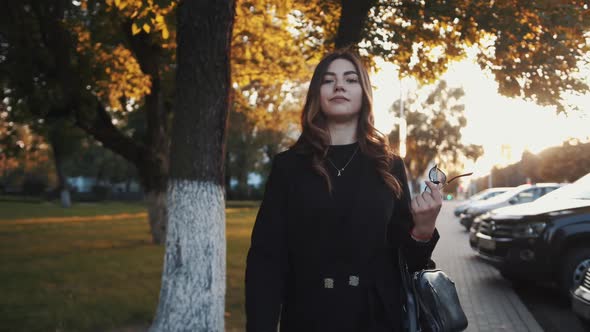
[{"xmin": 561, "ymin": 247, "xmax": 590, "ymax": 298}]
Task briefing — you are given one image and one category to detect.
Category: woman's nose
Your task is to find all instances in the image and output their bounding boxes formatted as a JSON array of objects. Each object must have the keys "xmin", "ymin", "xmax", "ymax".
[{"xmin": 334, "ymin": 79, "xmax": 345, "ymax": 91}]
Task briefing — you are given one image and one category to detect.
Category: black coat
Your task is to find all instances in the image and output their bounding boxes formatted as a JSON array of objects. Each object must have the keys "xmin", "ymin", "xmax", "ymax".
[{"xmin": 245, "ymin": 147, "xmax": 439, "ymax": 332}]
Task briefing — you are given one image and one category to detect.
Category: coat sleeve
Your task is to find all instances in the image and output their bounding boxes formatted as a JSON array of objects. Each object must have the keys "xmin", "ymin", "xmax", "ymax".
[
  {"xmin": 389, "ymin": 155, "xmax": 440, "ymax": 273},
  {"xmin": 245, "ymin": 153, "xmax": 289, "ymax": 332}
]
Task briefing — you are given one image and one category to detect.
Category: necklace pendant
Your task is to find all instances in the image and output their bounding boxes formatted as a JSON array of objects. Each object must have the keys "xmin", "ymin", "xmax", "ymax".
[{"xmin": 337, "ymin": 170, "xmax": 342, "ymax": 176}]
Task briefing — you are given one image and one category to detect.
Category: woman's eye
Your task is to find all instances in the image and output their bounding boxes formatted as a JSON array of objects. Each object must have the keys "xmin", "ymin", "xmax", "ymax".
[
  {"xmin": 322, "ymin": 79, "xmax": 334, "ymax": 84},
  {"xmin": 346, "ymin": 78, "xmax": 359, "ymax": 83}
]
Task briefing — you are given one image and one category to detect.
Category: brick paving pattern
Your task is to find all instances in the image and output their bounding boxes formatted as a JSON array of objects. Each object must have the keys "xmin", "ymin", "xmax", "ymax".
[{"xmin": 433, "ymin": 201, "xmax": 544, "ymax": 332}]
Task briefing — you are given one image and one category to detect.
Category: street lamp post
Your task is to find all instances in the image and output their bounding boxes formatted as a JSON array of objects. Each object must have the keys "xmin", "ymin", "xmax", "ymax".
[{"xmin": 399, "ymin": 78, "xmax": 407, "ymax": 158}]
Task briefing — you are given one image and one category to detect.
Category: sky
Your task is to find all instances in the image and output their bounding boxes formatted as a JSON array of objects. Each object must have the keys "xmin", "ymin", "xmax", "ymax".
[{"xmin": 370, "ymin": 57, "xmax": 590, "ymax": 182}]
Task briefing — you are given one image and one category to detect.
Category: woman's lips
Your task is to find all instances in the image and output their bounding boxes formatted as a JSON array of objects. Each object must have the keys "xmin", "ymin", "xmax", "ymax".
[{"xmin": 330, "ymin": 96, "xmax": 349, "ymax": 102}]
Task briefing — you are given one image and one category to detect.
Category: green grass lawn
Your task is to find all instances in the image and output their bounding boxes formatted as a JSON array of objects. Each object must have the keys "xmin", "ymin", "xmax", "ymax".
[
  {"xmin": 0, "ymin": 200, "xmax": 148, "ymax": 220},
  {"xmin": 0, "ymin": 200, "xmax": 259, "ymax": 332}
]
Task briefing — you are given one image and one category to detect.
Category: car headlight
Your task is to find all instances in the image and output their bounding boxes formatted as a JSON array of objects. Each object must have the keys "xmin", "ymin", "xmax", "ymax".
[
  {"xmin": 471, "ymin": 218, "xmax": 481, "ymax": 231},
  {"xmin": 479, "ymin": 212, "xmax": 492, "ymax": 220},
  {"xmin": 512, "ymin": 222, "xmax": 547, "ymax": 238}
]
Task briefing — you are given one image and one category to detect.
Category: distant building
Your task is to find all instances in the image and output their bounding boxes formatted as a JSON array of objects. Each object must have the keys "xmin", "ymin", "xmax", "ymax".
[
  {"xmin": 66, "ymin": 176, "xmax": 141, "ymax": 193},
  {"xmin": 67, "ymin": 176, "xmax": 97, "ymax": 193}
]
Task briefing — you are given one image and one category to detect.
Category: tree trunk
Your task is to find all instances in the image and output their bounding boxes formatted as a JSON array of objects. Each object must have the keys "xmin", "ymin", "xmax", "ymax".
[
  {"xmin": 148, "ymin": 1, "xmax": 235, "ymax": 331},
  {"xmin": 55, "ymin": 154, "xmax": 71, "ymax": 208},
  {"xmin": 137, "ymin": 130, "xmax": 169, "ymax": 244},
  {"xmin": 125, "ymin": 16, "xmax": 171, "ymax": 246},
  {"xmin": 335, "ymin": 0, "xmax": 377, "ymax": 49},
  {"xmin": 48, "ymin": 131, "xmax": 71, "ymax": 208},
  {"xmin": 145, "ymin": 190, "xmax": 167, "ymax": 244}
]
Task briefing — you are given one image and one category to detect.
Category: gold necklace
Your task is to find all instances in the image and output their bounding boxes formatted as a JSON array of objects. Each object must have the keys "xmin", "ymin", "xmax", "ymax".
[{"xmin": 326, "ymin": 146, "xmax": 359, "ymax": 176}]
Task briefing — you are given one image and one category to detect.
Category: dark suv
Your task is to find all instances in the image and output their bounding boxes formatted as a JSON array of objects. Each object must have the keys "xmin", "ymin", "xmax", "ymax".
[
  {"xmin": 470, "ymin": 174, "xmax": 590, "ymax": 297},
  {"xmin": 460, "ymin": 183, "xmax": 562, "ymax": 231},
  {"xmin": 572, "ymin": 267, "xmax": 590, "ymax": 322}
]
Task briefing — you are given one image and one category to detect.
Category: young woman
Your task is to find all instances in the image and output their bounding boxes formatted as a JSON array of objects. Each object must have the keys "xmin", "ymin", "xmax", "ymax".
[{"xmin": 245, "ymin": 49, "xmax": 442, "ymax": 332}]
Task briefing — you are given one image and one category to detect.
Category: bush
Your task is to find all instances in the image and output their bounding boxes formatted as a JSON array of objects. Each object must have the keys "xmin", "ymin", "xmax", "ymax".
[
  {"xmin": 91, "ymin": 185, "xmax": 111, "ymax": 201},
  {"xmin": 22, "ymin": 175, "xmax": 47, "ymax": 196}
]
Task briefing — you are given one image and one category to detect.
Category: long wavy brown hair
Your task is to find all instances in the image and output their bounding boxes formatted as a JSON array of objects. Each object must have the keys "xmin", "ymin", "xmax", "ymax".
[{"xmin": 292, "ymin": 49, "xmax": 403, "ymax": 198}]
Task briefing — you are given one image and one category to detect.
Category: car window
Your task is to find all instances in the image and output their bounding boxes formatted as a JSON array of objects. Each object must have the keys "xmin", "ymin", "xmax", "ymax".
[
  {"xmin": 514, "ymin": 188, "xmax": 537, "ymax": 203},
  {"xmin": 539, "ymin": 176, "xmax": 590, "ymax": 200},
  {"xmin": 488, "ymin": 191, "xmax": 505, "ymax": 199},
  {"xmin": 489, "ymin": 187, "xmax": 525, "ymax": 203},
  {"xmin": 481, "ymin": 192, "xmax": 495, "ymax": 200},
  {"xmin": 542, "ymin": 187, "xmax": 558, "ymax": 196}
]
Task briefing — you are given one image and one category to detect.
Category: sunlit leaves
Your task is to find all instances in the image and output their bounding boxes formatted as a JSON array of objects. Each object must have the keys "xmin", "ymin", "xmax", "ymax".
[
  {"xmin": 70, "ymin": 24, "xmax": 151, "ymax": 112},
  {"xmin": 103, "ymin": 0, "xmax": 175, "ymax": 40},
  {"xmin": 231, "ymin": 0, "xmax": 314, "ymax": 139},
  {"xmin": 388, "ymin": 80, "xmax": 483, "ymax": 182},
  {"xmin": 95, "ymin": 46, "xmax": 152, "ymax": 111},
  {"xmin": 232, "ymin": 0, "xmax": 311, "ymax": 87},
  {"xmin": 364, "ymin": 0, "xmax": 590, "ymax": 113},
  {"xmin": 477, "ymin": 1, "xmax": 590, "ymax": 112}
]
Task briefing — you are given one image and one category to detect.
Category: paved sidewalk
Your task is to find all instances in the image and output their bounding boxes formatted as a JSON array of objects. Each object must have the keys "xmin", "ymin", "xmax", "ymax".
[{"xmin": 433, "ymin": 201, "xmax": 543, "ymax": 332}]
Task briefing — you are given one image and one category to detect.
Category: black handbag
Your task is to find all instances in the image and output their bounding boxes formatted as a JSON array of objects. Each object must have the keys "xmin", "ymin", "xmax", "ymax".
[{"xmin": 398, "ymin": 248, "xmax": 468, "ymax": 332}]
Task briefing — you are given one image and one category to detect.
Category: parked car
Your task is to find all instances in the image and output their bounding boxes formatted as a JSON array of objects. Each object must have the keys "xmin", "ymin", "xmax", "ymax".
[
  {"xmin": 454, "ymin": 187, "xmax": 513, "ymax": 216},
  {"xmin": 469, "ymin": 174, "xmax": 590, "ymax": 298},
  {"xmin": 572, "ymin": 267, "xmax": 590, "ymax": 322},
  {"xmin": 459, "ymin": 183, "xmax": 563, "ymax": 230}
]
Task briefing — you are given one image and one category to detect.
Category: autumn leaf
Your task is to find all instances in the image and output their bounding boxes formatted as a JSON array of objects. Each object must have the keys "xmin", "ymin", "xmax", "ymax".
[{"xmin": 131, "ymin": 23, "xmax": 141, "ymax": 35}]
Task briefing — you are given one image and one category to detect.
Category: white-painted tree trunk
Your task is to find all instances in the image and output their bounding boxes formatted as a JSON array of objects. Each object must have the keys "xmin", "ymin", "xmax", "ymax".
[
  {"xmin": 60, "ymin": 189, "xmax": 71, "ymax": 208},
  {"xmin": 149, "ymin": 180, "xmax": 226, "ymax": 332}
]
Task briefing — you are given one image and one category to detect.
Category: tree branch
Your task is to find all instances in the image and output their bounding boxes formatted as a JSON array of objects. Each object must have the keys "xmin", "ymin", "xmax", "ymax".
[
  {"xmin": 121, "ymin": 20, "xmax": 168, "ymax": 150},
  {"xmin": 35, "ymin": 6, "xmax": 149, "ymax": 169},
  {"xmin": 74, "ymin": 102, "xmax": 147, "ymax": 167},
  {"xmin": 335, "ymin": 0, "xmax": 377, "ymax": 49}
]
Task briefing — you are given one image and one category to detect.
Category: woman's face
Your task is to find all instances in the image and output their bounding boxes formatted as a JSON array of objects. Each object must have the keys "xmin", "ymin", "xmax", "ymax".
[{"xmin": 319, "ymin": 58, "xmax": 363, "ymax": 122}]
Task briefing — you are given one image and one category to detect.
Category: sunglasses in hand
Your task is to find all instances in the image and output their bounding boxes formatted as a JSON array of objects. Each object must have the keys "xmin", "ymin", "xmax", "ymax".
[{"xmin": 424, "ymin": 164, "xmax": 473, "ymax": 193}]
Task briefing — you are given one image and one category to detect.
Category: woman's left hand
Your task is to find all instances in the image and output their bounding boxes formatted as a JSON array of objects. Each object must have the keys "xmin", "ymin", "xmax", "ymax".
[{"xmin": 410, "ymin": 180, "xmax": 443, "ymax": 238}]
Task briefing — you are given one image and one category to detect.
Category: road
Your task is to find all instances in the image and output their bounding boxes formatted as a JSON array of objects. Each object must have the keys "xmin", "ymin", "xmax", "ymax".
[{"xmin": 437, "ymin": 200, "xmax": 589, "ymax": 332}]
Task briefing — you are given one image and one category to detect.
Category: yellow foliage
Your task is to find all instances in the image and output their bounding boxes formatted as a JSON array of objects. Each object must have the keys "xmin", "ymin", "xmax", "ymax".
[
  {"xmin": 75, "ymin": 0, "xmax": 325, "ymax": 130},
  {"xmin": 71, "ymin": 18, "xmax": 152, "ymax": 111},
  {"xmin": 70, "ymin": 0, "xmax": 178, "ymax": 112},
  {"xmin": 232, "ymin": 0, "xmax": 314, "ymax": 86},
  {"xmin": 161, "ymin": 26, "xmax": 170, "ymax": 39},
  {"xmin": 94, "ymin": 0, "xmax": 175, "ymax": 40},
  {"xmin": 131, "ymin": 23, "xmax": 141, "ymax": 35},
  {"xmin": 231, "ymin": 0, "xmax": 337, "ymax": 132}
]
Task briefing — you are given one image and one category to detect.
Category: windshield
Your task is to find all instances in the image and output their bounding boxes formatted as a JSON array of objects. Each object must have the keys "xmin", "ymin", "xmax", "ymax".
[
  {"xmin": 469, "ymin": 190, "xmax": 490, "ymax": 201},
  {"xmin": 482, "ymin": 186, "xmax": 525, "ymax": 203},
  {"xmin": 470, "ymin": 188, "xmax": 510, "ymax": 201},
  {"xmin": 538, "ymin": 173, "xmax": 590, "ymax": 200},
  {"xmin": 482, "ymin": 190, "xmax": 507, "ymax": 200}
]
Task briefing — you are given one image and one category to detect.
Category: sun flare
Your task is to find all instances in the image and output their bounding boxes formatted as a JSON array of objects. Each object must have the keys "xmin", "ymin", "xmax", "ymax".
[{"xmin": 370, "ymin": 57, "xmax": 590, "ymax": 182}]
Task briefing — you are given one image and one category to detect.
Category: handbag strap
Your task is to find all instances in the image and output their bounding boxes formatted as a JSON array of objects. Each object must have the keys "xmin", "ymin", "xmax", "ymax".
[
  {"xmin": 398, "ymin": 247, "xmax": 420, "ymax": 332},
  {"xmin": 398, "ymin": 247, "xmax": 410, "ymax": 286}
]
